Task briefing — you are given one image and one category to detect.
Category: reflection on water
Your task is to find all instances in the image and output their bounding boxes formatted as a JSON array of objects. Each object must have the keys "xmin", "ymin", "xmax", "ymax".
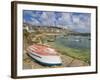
[{"xmin": 55, "ymin": 35, "xmax": 90, "ymax": 49}]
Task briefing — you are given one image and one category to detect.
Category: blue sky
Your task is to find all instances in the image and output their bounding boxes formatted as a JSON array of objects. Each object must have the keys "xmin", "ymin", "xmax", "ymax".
[{"xmin": 23, "ymin": 10, "xmax": 91, "ymax": 33}]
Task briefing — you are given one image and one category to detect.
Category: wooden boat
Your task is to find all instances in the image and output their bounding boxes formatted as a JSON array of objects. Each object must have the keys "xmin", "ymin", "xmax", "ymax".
[{"xmin": 27, "ymin": 44, "xmax": 62, "ymax": 66}]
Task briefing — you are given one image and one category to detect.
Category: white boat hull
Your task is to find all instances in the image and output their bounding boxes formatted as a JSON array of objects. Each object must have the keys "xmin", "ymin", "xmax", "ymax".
[{"xmin": 27, "ymin": 52, "xmax": 62, "ymax": 66}]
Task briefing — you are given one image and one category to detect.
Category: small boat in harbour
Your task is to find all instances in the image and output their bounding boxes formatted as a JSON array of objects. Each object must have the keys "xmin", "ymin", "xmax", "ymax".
[{"xmin": 27, "ymin": 44, "xmax": 62, "ymax": 66}]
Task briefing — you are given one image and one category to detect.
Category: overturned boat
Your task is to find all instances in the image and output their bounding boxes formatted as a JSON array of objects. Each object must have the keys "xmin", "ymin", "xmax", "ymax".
[{"xmin": 27, "ymin": 44, "xmax": 62, "ymax": 66}]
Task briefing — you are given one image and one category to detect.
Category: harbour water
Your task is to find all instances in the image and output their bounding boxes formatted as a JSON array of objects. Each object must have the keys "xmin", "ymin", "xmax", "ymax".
[{"xmin": 55, "ymin": 35, "xmax": 90, "ymax": 49}]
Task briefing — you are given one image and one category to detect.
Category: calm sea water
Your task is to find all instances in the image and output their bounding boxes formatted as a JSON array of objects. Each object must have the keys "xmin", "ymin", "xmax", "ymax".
[{"xmin": 55, "ymin": 35, "xmax": 91, "ymax": 49}]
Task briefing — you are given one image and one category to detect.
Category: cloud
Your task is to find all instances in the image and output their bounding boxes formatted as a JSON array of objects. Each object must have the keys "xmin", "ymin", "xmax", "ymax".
[
  {"xmin": 55, "ymin": 13, "xmax": 73, "ymax": 27},
  {"xmin": 71, "ymin": 13, "xmax": 91, "ymax": 32},
  {"xmin": 23, "ymin": 10, "xmax": 91, "ymax": 33}
]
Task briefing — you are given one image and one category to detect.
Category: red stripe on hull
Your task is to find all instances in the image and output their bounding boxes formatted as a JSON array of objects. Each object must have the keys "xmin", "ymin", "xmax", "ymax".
[{"xmin": 27, "ymin": 44, "xmax": 58, "ymax": 56}]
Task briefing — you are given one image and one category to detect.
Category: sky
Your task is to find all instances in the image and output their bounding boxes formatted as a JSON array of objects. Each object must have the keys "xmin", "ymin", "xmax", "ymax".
[{"xmin": 23, "ymin": 10, "xmax": 91, "ymax": 33}]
